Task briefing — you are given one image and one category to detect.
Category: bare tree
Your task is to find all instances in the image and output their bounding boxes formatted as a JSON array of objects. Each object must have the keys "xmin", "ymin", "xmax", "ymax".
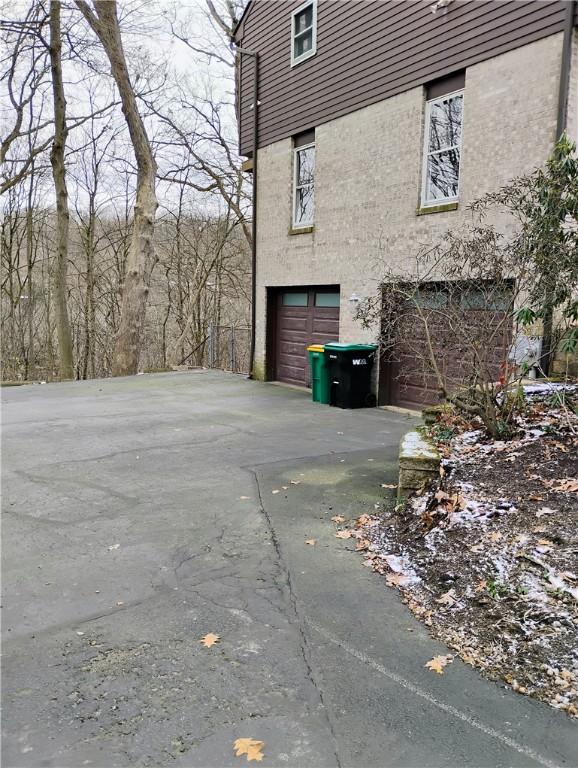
[
  {"xmin": 48, "ymin": 0, "xmax": 74, "ymax": 379},
  {"xmin": 76, "ymin": 0, "xmax": 158, "ymax": 376},
  {"xmin": 155, "ymin": 0, "xmax": 251, "ymax": 246}
]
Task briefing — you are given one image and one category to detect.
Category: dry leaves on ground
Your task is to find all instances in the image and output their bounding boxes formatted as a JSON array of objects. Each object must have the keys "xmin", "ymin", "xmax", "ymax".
[
  {"xmin": 386, "ymin": 573, "xmax": 411, "ymax": 587},
  {"xmin": 335, "ymin": 530, "xmax": 352, "ymax": 539},
  {"xmin": 200, "ymin": 633, "xmax": 220, "ymax": 648},
  {"xmin": 552, "ymin": 478, "xmax": 578, "ymax": 493},
  {"xmin": 305, "ymin": 539, "xmax": 317, "ymax": 546},
  {"xmin": 233, "ymin": 738, "xmax": 265, "ymax": 762},
  {"xmin": 435, "ymin": 589, "xmax": 456, "ymax": 607},
  {"xmin": 425, "ymin": 655, "xmax": 453, "ymax": 674},
  {"xmin": 330, "ymin": 515, "xmax": 345, "ymax": 524}
]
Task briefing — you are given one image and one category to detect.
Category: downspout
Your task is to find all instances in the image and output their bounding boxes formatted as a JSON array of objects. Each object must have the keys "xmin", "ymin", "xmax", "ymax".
[
  {"xmin": 541, "ymin": 0, "xmax": 576, "ymax": 376},
  {"xmin": 236, "ymin": 46, "xmax": 259, "ymax": 379}
]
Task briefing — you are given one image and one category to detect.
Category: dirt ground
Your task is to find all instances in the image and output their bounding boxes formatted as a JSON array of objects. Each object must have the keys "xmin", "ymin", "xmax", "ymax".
[{"xmin": 356, "ymin": 386, "xmax": 578, "ymax": 717}]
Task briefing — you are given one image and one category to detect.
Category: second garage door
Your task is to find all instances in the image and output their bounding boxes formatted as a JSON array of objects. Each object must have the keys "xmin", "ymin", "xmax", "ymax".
[
  {"xmin": 275, "ymin": 287, "xmax": 340, "ymax": 387},
  {"xmin": 385, "ymin": 283, "xmax": 512, "ymax": 409}
]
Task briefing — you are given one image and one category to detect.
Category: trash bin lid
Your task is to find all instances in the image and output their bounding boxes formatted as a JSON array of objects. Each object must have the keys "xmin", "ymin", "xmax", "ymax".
[
  {"xmin": 324, "ymin": 342, "xmax": 377, "ymax": 352},
  {"xmin": 307, "ymin": 344, "xmax": 325, "ymax": 352}
]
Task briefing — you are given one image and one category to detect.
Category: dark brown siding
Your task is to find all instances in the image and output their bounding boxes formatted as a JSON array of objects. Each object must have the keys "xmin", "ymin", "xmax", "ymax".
[{"xmin": 238, "ymin": 0, "xmax": 570, "ymax": 155}]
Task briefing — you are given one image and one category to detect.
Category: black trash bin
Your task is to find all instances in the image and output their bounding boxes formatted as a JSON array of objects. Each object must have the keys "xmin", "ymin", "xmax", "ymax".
[{"xmin": 324, "ymin": 343, "xmax": 377, "ymax": 409}]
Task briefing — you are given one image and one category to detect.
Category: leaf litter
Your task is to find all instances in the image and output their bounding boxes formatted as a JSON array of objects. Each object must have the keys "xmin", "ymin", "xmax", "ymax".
[{"xmin": 357, "ymin": 387, "xmax": 578, "ymax": 716}]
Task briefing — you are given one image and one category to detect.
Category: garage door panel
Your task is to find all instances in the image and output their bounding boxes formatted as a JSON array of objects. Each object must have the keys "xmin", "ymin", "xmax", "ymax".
[
  {"xmin": 280, "ymin": 342, "xmax": 309, "ymax": 358},
  {"xmin": 313, "ymin": 318, "xmax": 339, "ymax": 335},
  {"xmin": 278, "ymin": 316, "xmax": 308, "ymax": 331},
  {"xmin": 279, "ymin": 328, "xmax": 309, "ymax": 342}
]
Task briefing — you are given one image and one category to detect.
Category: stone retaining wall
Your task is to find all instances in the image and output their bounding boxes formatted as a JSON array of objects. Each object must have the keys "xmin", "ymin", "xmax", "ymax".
[{"xmin": 398, "ymin": 430, "xmax": 440, "ymax": 499}]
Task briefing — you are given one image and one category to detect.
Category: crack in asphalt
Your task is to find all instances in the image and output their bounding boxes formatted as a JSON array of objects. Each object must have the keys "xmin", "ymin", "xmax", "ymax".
[
  {"xmin": 249, "ymin": 467, "xmax": 343, "ymax": 768},
  {"xmin": 307, "ymin": 620, "xmax": 561, "ymax": 768}
]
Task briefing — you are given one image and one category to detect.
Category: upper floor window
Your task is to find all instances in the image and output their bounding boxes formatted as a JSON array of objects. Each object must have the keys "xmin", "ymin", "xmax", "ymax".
[
  {"xmin": 291, "ymin": 0, "xmax": 317, "ymax": 66},
  {"xmin": 293, "ymin": 132, "xmax": 315, "ymax": 228},
  {"xmin": 422, "ymin": 90, "xmax": 464, "ymax": 206}
]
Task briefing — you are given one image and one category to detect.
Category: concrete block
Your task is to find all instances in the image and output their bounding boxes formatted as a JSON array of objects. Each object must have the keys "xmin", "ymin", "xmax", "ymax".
[{"xmin": 398, "ymin": 429, "xmax": 440, "ymax": 498}]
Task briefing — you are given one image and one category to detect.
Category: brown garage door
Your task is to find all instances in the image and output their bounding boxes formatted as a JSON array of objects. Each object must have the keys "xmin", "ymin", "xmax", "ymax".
[
  {"xmin": 386, "ymin": 283, "xmax": 512, "ymax": 409},
  {"xmin": 275, "ymin": 287, "xmax": 340, "ymax": 387}
]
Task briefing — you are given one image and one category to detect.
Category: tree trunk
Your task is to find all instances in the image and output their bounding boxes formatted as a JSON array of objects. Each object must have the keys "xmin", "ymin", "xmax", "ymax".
[
  {"xmin": 76, "ymin": 0, "xmax": 158, "ymax": 377},
  {"xmin": 82, "ymin": 197, "xmax": 96, "ymax": 379},
  {"xmin": 49, "ymin": 0, "xmax": 74, "ymax": 380}
]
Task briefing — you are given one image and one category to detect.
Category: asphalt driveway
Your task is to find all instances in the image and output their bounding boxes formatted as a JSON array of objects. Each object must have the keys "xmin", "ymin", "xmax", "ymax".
[{"xmin": 2, "ymin": 371, "xmax": 576, "ymax": 767}]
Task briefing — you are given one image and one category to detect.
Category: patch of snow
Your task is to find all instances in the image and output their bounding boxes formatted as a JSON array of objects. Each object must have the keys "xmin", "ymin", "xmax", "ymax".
[
  {"xmin": 523, "ymin": 383, "xmax": 577, "ymax": 395},
  {"xmin": 383, "ymin": 554, "xmax": 421, "ymax": 584},
  {"xmin": 491, "ymin": 555, "xmax": 512, "ymax": 583},
  {"xmin": 400, "ymin": 430, "xmax": 438, "ymax": 460}
]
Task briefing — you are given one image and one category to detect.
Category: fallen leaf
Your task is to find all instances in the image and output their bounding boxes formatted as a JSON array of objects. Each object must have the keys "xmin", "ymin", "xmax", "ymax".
[
  {"xmin": 487, "ymin": 531, "xmax": 502, "ymax": 543},
  {"xmin": 334, "ymin": 530, "xmax": 352, "ymax": 539},
  {"xmin": 233, "ymin": 738, "xmax": 265, "ymax": 762},
  {"xmin": 356, "ymin": 513, "xmax": 371, "ymax": 527},
  {"xmin": 305, "ymin": 539, "xmax": 316, "ymax": 546},
  {"xmin": 330, "ymin": 515, "xmax": 345, "ymax": 524},
  {"xmin": 435, "ymin": 589, "xmax": 456, "ymax": 607},
  {"xmin": 475, "ymin": 579, "xmax": 487, "ymax": 593},
  {"xmin": 528, "ymin": 495, "xmax": 544, "ymax": 502},
  {"xmin": 290, "ymin": 480, "xmax": 301, "ymax": 485},
  {"xmin": 200, "ymin": 633, "xmax": 220, "ymax": 648},
  {"xmin": 381, "ymin": 483, "xmax": 397, "ymax": 489},
  {"xmin": 271, "ymin": 490, "xmax": 280, "ymax": 495},
  {"xmin": 281, "ymin": 486, "xmax": 288, "ymax": 490},
  {"xmin": 355, "ymin": 538, "xmax": 370, "ymax": 551},
  {"xmin": 425, "ymin": 654, "xmax": 453, "ymax": 674},
  {"xmin": 553, "ymin": 479, "xmax": 578, "ymax": 493},
  {"xmin": 386, "ymin": 572, "xmax": 410, "ymax": 587}
]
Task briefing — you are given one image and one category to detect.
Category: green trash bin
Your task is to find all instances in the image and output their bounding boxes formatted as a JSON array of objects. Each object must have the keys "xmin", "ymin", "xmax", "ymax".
[{"xmin": 307, "ymin": 344, "xmax": 331, "ymax": 404}]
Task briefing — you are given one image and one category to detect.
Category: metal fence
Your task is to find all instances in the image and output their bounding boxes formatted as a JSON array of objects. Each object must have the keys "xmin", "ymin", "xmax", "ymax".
[{"xmin": 206, "ymin": 324, "xmax": 251, "ymax": 374}]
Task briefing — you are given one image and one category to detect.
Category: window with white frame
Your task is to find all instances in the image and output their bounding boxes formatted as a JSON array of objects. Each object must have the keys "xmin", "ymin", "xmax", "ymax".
[
  {"xmin": 293, "ymin": 141, "xmax": 315, "ymax": 227},
  {"xmin": 291, "ymin": 0, "xmax": 316, "ymax": 66},
  {"xmin": 422, "ymin": 90, "xmax": 464, "ymax": 206}
]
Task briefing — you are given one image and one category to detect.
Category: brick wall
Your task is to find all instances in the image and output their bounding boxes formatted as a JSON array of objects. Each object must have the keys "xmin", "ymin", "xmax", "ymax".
[{"xmin": 253, "ymin": 33, "xmax": 564, "ymax": 383}]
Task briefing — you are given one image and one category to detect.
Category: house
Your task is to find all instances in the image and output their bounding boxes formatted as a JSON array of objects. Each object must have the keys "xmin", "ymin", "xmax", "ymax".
[{"xmin": 234, "ymin": 0, "xmax": 578, "ymax": 408}]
